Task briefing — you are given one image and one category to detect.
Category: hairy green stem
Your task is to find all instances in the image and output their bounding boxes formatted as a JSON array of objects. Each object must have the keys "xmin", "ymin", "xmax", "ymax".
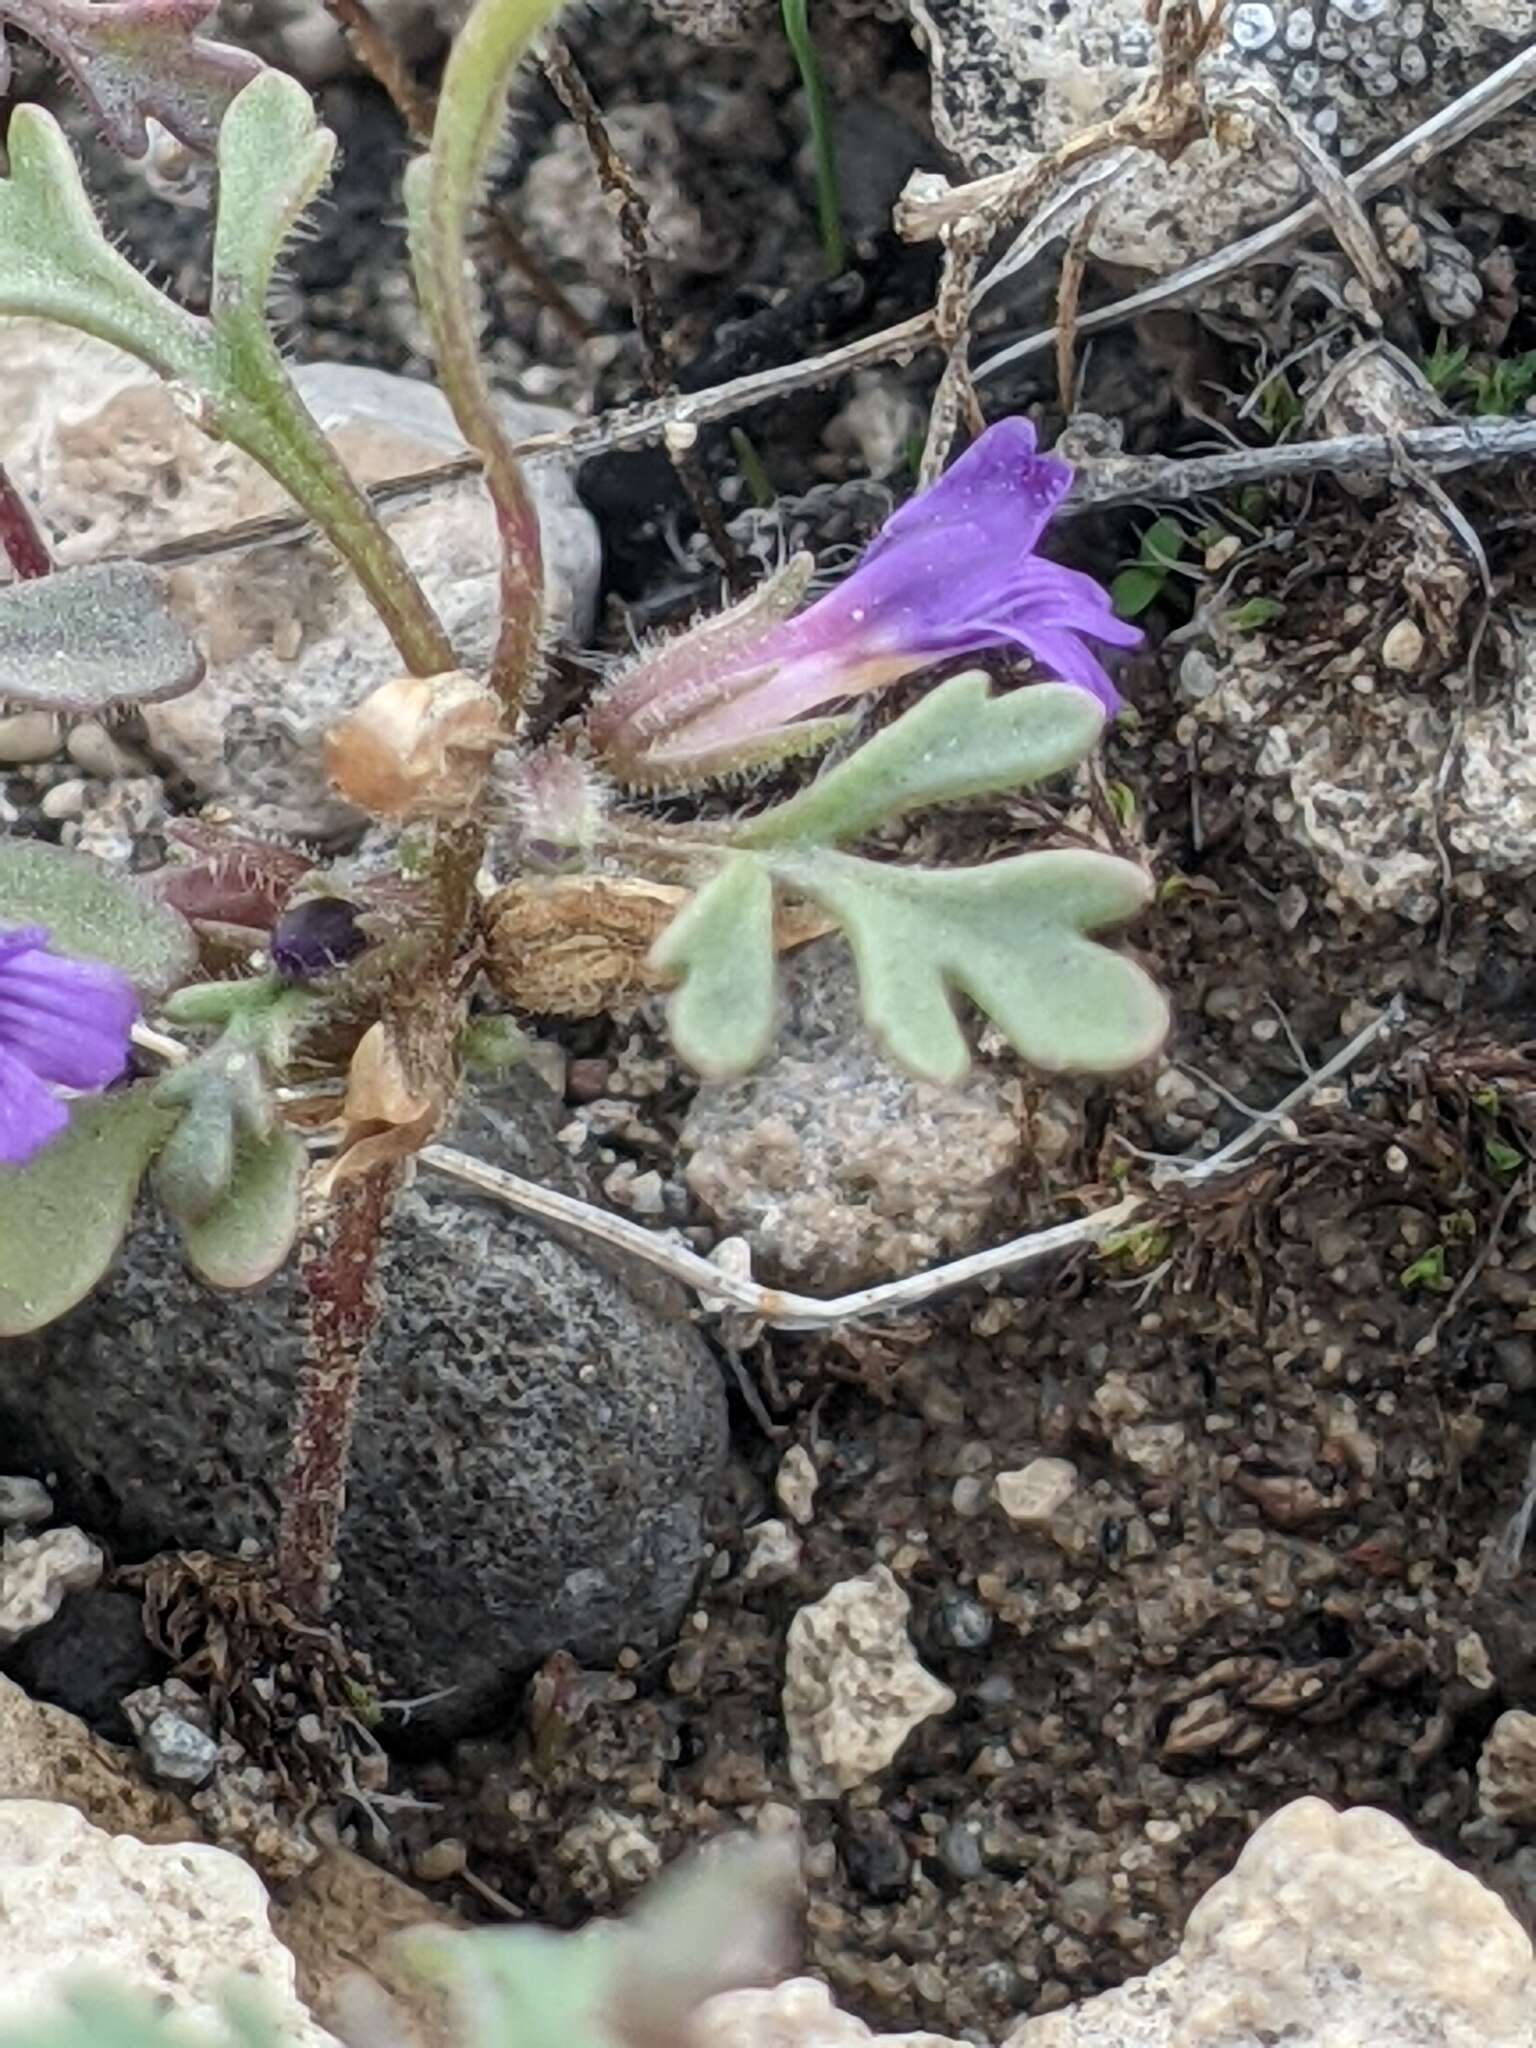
[
  {"xmin": 216, "ymin": 352, "xmax": 457, "ymax": 678},
  {"xmin": 781, "ymin": 0, "xmax": 845, "ymax": 276},
  {"xmin": 405, "ymin": 0, "xmax": 569, "ymax": 716}
]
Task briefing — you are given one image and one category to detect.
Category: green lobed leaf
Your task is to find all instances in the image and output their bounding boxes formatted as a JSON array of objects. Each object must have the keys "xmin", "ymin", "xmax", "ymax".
[
  {"xmin": 736, "ymin": 674, "xmax": 1103, "ymax": 849},
  {"xmin": 0, "ymin": 1088, "xmax": 175, "ymax": 1336},
  {"xmin": 0, "ymin": 0, "xmax": 262, "ymax": 160},
  {"xmin": 210, "ymin": 70, "xmax": 336, "ymax": 321},
  {"xmin": 0, "ymin": 104, "xmax": 208, "ymax": 378},
  {"xmin": 650, "ymin": 856, "xmax": 777, "ymax": 1079},
  {"xmin": 0, "ymin": 560, "xmax": 203, "ymax": 713},
  {"xmin": 178, "ymin": 1122, "xmax": 304, "ymax": 1289},
  {"xmin": 772, "ymin": 846, "xmax": 1169, "ymax": 1084},
  {"xmin": 0, "ymin": 839, "xmax": 196, "ymax": 995}
]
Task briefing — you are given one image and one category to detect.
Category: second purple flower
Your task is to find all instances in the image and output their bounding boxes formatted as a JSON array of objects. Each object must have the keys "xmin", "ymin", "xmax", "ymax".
[
  {"xmin": 0, "ymin": 923, "xmax": 139, "ymax": 1165},
  {"xmin": 590, "ymin": 417, "xmax": 1140, "ymax": 785}
]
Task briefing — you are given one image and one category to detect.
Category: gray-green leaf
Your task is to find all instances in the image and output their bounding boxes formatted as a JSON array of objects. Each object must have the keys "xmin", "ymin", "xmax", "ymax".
[
  {"xmin": 178, "ymin": 1123, "xmax": 304, "ymax": 1288},
  {"xmin": 774, "ymin": 846, "xmax": 1168, "ymax": 1084},
  {"xmin": 0, "ymin": 839, "xmax": 196, "ymax": 995},
  {"xmin": 737, "ymin": 673, "xmax": 1103, "ymax": 848},
  {"xmin": 0, "ymin": 103, "xmax": 207, "ymax": 378},
  {"xmin": 0, "ymin": 1089, "xmax": 175, "ymax": 1336},
  {"xmin": 0, "ymin": 561, "xmax": 203, "ymax": 713},
  {"xmin": 650, "ymin": 856, "xmax": 777, "ymax": 1078},
  {"xmin": 210, "ymin": 70, "xmax": 335, "ymax": 320}
]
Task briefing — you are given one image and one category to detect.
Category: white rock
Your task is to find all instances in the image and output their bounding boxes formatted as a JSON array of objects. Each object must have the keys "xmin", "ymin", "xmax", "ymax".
[
  {"xmin": 1479, "ymin": 1709, "xmax": 1536, "ymax": 1825},
  {"xmin": 899, "ymin": 0, "xmax": 1536, "ymax": 274},
  {"xmin": 0, "ymin": 1526, "xmax": 103, "ymax": 1649},
  {"xmin": 741, "ymin": 1518, "xmax": 804, "ymax": 1587},
  {"xmin": 697, "ymin": 1977, "xmax": 958, "ymax": 2048},
  {"xmin": 0, "ymin": 1477, "xmax": 52, "ymax": 1528},
  {"xmin": 783, "ymin": 1565, "xmax": 954, "ymax": 1799},
  {"xmin": 2, "ymin": 323, "xmax": 601, "ymax": 839},
  {"xmin": 1449, "ymin": 619, "xmax": 1536, "ymax": 876},
  {"xmin": 1006, "ymin": 1797, "xmax": 1535, "ymax": 2048},
  {"xmin": 994, "ymin": 1457, "xmax": 1078, "ymax": 1528},
  {"xmin": 0, "ymin": 1800, "xmax": 339, "ymax": 2042},
  {"xmin": 776, "ymin": 1445, "xmax": 820, "ymax": 1526}
]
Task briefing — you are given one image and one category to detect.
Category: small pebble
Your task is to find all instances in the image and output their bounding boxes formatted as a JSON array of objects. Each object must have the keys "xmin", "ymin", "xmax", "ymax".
[
  {"xmin": 741, "ymin": 1517, "xmax": 802, "ymax": 1587},
  {"xmin": 1381, "ymin": 619, "xmax": 1424, "ymax": 672},
  {"xmin": 938, "ymin": 1821, "xmax": 985, "ymax": 1882},
  {"xmin": 0, "ymin": 1476, "xmax": 52, "ymax": 1528},
  {"xmin": 776, "ymin": 1444, "xmax": 819, "ymax": 1526},
  {"xmin": 66, "ymin": 720, "xmax": 142, "ymax": 779},
  {"xmin": 413, "ymin": 1836, "xmax": 469, "ymax": 1882},
  {"xmin": 0, "ymin": 711, "xmax": 60, "ymax": 764},
  {"xmin": 840, "ymin": 1810, "xmax": 911, "ymax": 1900},
  {"xmin": 39, "ymin": 777, "xmax": 87, "ymax": 821},
  {"xmin": 994, "ymin": 1457, "xmax": 1078, "ymax": 1529},
  {"xmin": 566, "ymin": 1059, "xmax": 610, "ymax": 1103},
  {"xmin": 139, "ymin": 1709, "xmax": 220, "ymax": 1790},
  {"xmin": 929, "ymin": 1592, "xmax": 994, "ymax": 1652}
]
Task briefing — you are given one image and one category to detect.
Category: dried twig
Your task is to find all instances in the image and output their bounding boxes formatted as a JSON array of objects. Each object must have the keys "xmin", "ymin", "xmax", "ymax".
[
  {"xmin": 973, "ymin": 148, "xmax": 1139, "ymax": 306},
  {"xmin": 126, "ymin": 310, "xmax": 938, "ymax": 573},
  {"xmin": 919, "ymin": 236, "xmax": 986, "ymax": 480},
  {"xmin": 915, "ymin": 0, "xmax": 1223, "ymax": 477},
  {"xmin": 538, "ymin": 31, "xmax": 740, "ymax": 573},
  {"xmin": 1058, "ymin": 415, "xmax": 1536, "ymax": 515},
  {"xmin": 417, "ymin": 999, "xmax": 1404, "ymax": 1330},
  {"xmin": 1213, "ymin": 78, "xmax": 1396, "ymax": 313},
  {"xmin": 1054, "ymin": 203, "xmax": 1099, "ymax": 413},
  {"xmin": 321, "ymin": 0, "xmax": 436, "ymax": 137}
]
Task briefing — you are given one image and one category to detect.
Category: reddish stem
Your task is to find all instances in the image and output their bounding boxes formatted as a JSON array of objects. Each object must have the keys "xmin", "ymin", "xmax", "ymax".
[
  {"xmin": 275, "ymin": 1161, "xmax": 400, "ymax": 1617},
  {"xmin": 0, "ymin": 464, "xmax": 53, "ymax": 580}
]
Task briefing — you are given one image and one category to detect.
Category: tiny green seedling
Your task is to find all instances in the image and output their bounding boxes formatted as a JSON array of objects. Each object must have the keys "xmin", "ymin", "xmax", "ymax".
[
  {"xmin": 1399, "ymin": 1244, "xmax": 1451, "ymax": 1295},
  {"xmin": 1111, "ymin": 516, "xmax": 1190, "ymax": 621}
]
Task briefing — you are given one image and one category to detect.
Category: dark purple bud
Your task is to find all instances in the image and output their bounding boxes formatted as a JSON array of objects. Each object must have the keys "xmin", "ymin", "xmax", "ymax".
[{"xmin": 270, "ymin": 897, "xmax": 366, "ymax": 980}]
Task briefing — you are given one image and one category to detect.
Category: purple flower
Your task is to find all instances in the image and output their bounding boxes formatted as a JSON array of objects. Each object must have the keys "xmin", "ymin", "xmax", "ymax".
[
  {"xmin": 590, "ymin": 416, "xmax": 1140, "ymax": 784},
  {"xmin": 0, "ymin": 925, "xmax": 139, "ymax": 1165}
]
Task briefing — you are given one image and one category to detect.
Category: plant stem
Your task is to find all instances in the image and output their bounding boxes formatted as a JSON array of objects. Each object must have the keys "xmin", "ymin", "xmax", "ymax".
[
  {"xmin": 0, "ymin": 462, "xmax": 53, "ymax": 579},
  {"xmin": 220, "ymin": 356, "xmax": 457, "ymax": 678},
  {"xmin": 276, "ymin": 1160, "xmax": 400, "ymax": 1617},
  {"xmin": 406, "ymin": 0, "xmax": 570, "ymax": 715},
  {"xmin": 781, "ymin": 0, "xmax": 845, "ymax": 276}
]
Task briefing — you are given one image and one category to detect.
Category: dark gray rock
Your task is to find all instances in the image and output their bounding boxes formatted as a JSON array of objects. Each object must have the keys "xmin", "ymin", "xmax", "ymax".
[
  {"xmin": 0, "ymin": 1073, "xmax": 728, "ymax": 1742},
  {"xmin": 0, "ymin": 1587, "xmax": 166, "ymax": 1742}
]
